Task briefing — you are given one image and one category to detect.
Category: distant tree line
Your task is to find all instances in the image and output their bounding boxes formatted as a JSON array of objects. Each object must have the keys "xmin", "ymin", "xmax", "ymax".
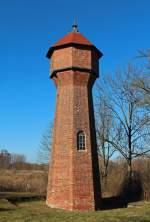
[
  {"xmin": 0, "ymin": 149, "xmax": 47, "ymax": 171},
  {"xmin": 0, "ymin": 149, "xmax": 26, "ymax": 169}
]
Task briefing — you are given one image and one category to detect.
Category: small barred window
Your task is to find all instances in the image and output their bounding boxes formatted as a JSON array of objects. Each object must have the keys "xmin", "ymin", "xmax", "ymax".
[{"xmin": 77, "ymin": 131, "xmax": 86, "ymax": 150}]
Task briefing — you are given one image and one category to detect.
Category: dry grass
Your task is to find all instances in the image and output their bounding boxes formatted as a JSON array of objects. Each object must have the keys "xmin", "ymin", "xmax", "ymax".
[
  {"xmin": 0, "ymin": 170, "xmax": 47, "ymax": 194},
  {"xmin": 0, "ymin": 158, "xmax": 150, "ymax": 202}
]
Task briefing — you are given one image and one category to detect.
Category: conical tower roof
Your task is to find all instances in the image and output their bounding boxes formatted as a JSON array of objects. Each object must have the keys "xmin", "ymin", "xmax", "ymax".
[{"xmin": 46, "ymin": 23, "xmax": 102, "ymax": 59}]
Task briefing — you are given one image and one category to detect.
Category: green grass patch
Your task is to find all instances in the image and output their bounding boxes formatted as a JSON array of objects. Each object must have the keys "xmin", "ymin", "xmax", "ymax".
[
  {"xmin": 0, "ymin": 200, "xmax": 150, "ymax": 222},
  {"xmin": 0, "ymin": 199, "xmax": 16, "ymax": 210}
]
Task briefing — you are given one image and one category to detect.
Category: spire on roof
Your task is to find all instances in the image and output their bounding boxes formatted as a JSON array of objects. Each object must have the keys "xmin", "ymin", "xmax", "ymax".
[{"xmin": 72, "ymin": 18, "xmax": 78, "ymax": 33}]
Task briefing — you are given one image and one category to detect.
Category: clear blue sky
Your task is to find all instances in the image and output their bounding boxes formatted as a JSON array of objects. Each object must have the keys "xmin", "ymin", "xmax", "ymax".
[{"xmin": 0, "ymin": 0, "xmax": 150, "ymax": 162}]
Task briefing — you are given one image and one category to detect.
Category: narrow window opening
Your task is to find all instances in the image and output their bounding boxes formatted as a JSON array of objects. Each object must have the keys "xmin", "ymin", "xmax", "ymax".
[{"xmin": 77, "ymin": 131, "xmax": 86, "ymax": 150}]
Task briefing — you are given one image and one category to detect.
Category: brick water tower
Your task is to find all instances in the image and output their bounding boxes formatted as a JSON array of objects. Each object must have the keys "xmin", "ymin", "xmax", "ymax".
[{"xmin": 46, "ymin": 22, "xmax": 103, "ymax": 211}]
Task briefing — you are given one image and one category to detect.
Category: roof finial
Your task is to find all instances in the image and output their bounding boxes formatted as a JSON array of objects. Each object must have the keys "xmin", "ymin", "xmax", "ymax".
[{"xmin": 72, "ymin": 18, "xmax": 78, "ymax": 33}]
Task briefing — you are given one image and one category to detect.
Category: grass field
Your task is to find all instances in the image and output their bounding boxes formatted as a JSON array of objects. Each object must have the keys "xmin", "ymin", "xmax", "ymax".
[
  {"xmin": 0, "ymin": 193, "xmax": 150, "ymax": 222},
  {"xmin": 0, "ymin": 192, "xmax": 150, "ymax": 222}
]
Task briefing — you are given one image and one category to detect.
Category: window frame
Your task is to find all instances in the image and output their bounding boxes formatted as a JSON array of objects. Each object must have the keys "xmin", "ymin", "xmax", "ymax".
[{"xmin": 77, "ymin": 130, "xmax": 86, "ymax": 151}]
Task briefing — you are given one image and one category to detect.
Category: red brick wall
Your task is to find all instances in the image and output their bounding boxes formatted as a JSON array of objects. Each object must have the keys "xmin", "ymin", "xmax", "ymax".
[
  {"xmin": 51, "ymin": 47, "xmax": 73, "ymax": 73},
  {"xmin": 50, "ymin": 46, "xmax": 99, "ymax": 75},
  {"xmin": 46, "ymin": 46, "xmax": 101, "ymax": 211}
]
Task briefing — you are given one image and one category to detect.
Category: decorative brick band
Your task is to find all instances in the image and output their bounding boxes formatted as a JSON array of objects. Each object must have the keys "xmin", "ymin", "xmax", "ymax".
[{"xmin": 50, "ymin": 66, "xmax": 99, "ymax": 78}]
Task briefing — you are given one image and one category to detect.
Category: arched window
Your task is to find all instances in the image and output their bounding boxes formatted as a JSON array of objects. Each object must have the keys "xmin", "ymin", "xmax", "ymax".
[{"xmin": 77, "ymin": 131, "xmax": 86, "ymax": 150}]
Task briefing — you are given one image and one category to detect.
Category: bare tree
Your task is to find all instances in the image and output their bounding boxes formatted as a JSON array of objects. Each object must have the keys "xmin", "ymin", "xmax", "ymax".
[
  {"xmin": 37, "ymin": 122, "xmax": 53, "ymax": 164},
  {"xmin": 0, "ymin": 149, "xmax": 26, "ymax": 169},
  {"xmin": 132, "ymin": 49, "xmax": 150, "ymax": 108},
  {"xmin": 95, "ymin": 97, "xmax": 116, "ymax": 179},
  {"xmin": 96, "ymin": 64, "xmax": 150, "ymax": 182},
  {"xmin": 10, "ymin": 153, "xmax": 26, "ymax": 169},
  {"xmin": 0, "ymin": 149, "xmax": 11, "ymax": 169},
  {"xmin": 11, "ymin": 153, "xmax": 26, "ymax": 164},
  {"xmin": 138, "ymin": 49, "xmax": 150, "ymax": 61}
]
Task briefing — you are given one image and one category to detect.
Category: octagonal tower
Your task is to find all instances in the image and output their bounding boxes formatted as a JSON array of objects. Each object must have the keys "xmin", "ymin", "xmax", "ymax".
[{"xmin": 46, "ymin": 23, "xmax": 103, "ymax": 211}]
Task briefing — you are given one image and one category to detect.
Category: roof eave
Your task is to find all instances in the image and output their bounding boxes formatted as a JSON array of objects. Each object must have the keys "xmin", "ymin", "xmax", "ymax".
[{"xmin": 46, "ymin": 43, "xmax": 103, "ymax": 59}]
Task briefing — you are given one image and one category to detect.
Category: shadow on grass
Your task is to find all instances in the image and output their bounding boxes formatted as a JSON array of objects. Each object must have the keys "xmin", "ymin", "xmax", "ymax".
[
  {"xmin": 100, "ymin": 172, "xmax": 143, "ymax": 210},
  {"xmin": 0, "ymin": 193, "xmax": 45, "ymax": 212},
  {"xmin": 0, "ymin": 208, "xmax": 13, "ymax": 212},
  {"xmin": 7, "ymin": 194, "xmax": 45, "ymax": 203},
  {"xmin": 100, "ymin": 196, "xmax": 128, "ymax": 210}
]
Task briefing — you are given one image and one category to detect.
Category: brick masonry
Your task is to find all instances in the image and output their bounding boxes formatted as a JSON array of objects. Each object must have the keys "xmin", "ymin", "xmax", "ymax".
[
  {"xmin": 51, "ymin": 46, "xmax": 99, "ymax": 75},
  {"xmin": 46, "ymin": 44, "xmax": 101, "ymax": 211}
]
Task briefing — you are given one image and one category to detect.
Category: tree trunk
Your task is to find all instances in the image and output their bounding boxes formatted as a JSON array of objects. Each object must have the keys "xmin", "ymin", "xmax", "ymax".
[
  {"xmin": 127, "ymin": 156, "xmax": 133, "ymax": 201},
  {"xmin": 128, "ymin": 124, "xmax": 132, "ymax": 188}
]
